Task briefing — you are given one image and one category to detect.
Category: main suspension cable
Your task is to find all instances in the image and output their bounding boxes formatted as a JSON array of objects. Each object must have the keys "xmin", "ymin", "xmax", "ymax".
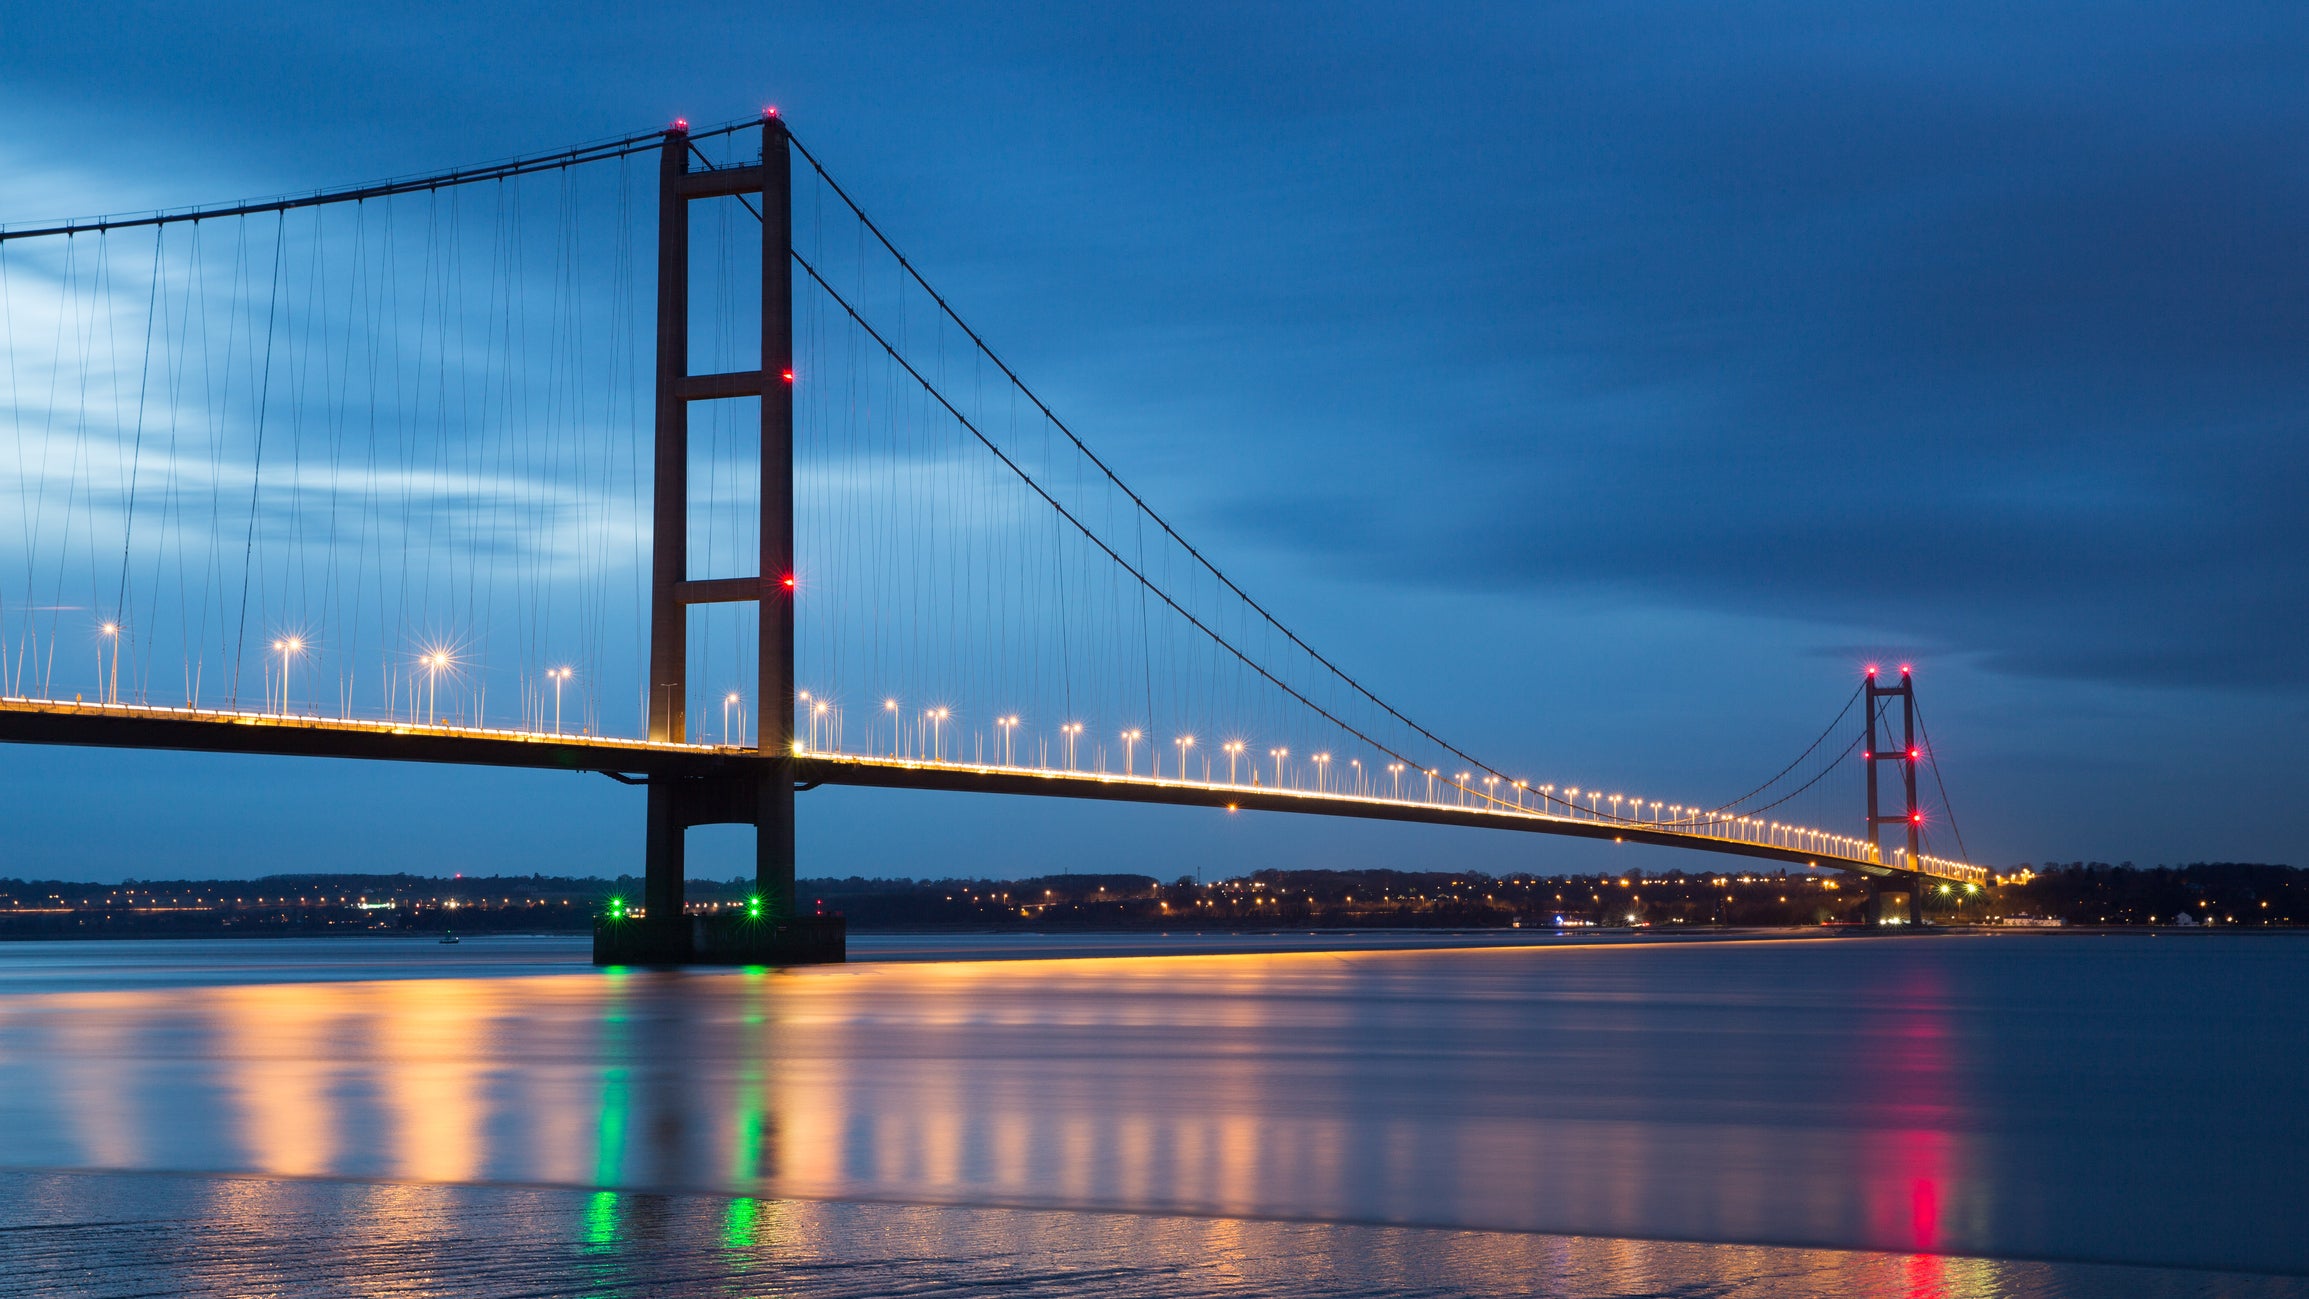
[
  {"xmin": 789, "ymin": 245, "xmax": 1448, "ymax": 786},
  {"xmin": 1700, "ymin": 680, "xmax": 1864, "ymax": 817},
  {"xmin": 0, "ymin": 118, "xmax": 760, "ymax": 243},
  {"xmin": 1913, "ymin": 694, "xmax": 1971, "ymax": 863},
  {"xmin": 782, "ymin": 127, "xmax": 1531, "ymax": 800},
  {"xmin": 783, "ymin": 123, "xmax": 1898, "ymax": 832}
]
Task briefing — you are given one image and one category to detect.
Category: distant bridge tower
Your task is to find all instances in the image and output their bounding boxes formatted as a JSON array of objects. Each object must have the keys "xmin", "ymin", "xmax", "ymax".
[{"xmin": 1865, "ymin": 665, "xmax": 1922, "ymax": 873}]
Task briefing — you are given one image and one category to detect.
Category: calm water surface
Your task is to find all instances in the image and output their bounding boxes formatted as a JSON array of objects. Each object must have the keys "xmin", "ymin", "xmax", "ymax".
[{"xmin": 0, "ymin": 931, "xmax": 2300, "ymax": 1296}]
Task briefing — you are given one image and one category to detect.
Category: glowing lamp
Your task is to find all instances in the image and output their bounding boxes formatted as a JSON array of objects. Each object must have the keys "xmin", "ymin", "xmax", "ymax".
[{"xmin": 781, "ymin": 574, "xmax": 796, "ymax": 589}]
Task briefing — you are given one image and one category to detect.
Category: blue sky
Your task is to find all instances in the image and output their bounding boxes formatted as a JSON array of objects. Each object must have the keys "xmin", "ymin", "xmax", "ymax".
[{"xmin": 1, "ymin": 1, "xmax": 2303, "ymax": 881}]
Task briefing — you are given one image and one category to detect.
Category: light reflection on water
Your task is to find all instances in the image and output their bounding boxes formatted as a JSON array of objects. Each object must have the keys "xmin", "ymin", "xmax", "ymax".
[
  {"xmin": 1, "ymin": 933, "xmax": 2305, "ymax": 1287},
  {"xmin": 4, "ymin": 1169, "xmax": 2296, "ymax": 1299}
]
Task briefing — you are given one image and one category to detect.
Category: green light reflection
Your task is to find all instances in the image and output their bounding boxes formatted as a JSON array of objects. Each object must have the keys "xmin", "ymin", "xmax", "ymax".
[
  {"xmin": 584, "ymin": 1189, "xmax": 619, "ymax": 1248},
  {"xmin": 721, "ymin": 1195, "xmax": 758, "ymax": 1250}
]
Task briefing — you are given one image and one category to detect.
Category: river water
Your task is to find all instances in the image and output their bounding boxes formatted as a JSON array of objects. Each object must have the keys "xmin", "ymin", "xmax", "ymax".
[{"xmin": 0, "ymin": 930, "xmax": 2301, "ymax": 1296}]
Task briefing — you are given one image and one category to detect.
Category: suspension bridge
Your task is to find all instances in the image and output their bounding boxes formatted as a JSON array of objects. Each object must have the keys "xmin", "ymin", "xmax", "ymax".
[{"xmin": 0, "ymin": 112, "xmax": 1983, "ymax": 963}]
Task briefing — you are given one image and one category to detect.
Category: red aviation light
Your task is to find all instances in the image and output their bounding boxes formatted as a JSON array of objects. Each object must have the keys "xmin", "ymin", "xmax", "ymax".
[
  {"xmin": 672, "ymin": 118, "xmax": 689, "ymax": 131},
  {"xmin": 782, "ymin": 370, "xmax": 795, "ymax": 383},
  {"xmin": 1911, "ymin": 811, "xmax": 1924, "ymax": 824},
  {"xmin": 1899, "ymin": 663, "xmax": 1913, "ymax": 675},
  {"xmin": 764, "ymin": 106, "xmax": 779, "ymax": 119},
  {"xmin": 780, "ymin": 574, "xmax": 796, "ymax": 590},
  {"xmin": 1866, "ymin": 663, "xmax": 1879, "ymax": 677},
  {"xmin": 1908, "ymin": 746, "xmax": 1920, "ymax": 760}
]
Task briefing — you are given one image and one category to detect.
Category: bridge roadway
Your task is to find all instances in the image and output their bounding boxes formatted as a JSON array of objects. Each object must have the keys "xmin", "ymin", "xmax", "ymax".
[{"xmin": 0, "ymin": 695, "xmax": 1982, "ymax": 885}]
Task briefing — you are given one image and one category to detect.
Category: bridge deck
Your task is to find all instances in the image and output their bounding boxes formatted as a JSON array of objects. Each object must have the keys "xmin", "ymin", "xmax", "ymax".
[{"xmin": 0, "ymin": 696, "xmax": 1979, "ymax": 883}]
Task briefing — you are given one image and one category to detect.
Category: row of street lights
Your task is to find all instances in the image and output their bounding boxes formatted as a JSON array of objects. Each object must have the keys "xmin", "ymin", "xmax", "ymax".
[
  {"xmin": 91, "ymin": 628, "xmax": 1890, "ymax": 870},
  {"xmin": 90, "ymin": 618, "xmax": 580, "ymax": 731},
  {"xmin": 811, "ymin": 690, "xmax": 1879, "ymax": 867},
  {"xmin": 58, "ymin": 627, "xmax": 1926, "ymax": 876},
  {"xmin": 62, "ymin": 623, "xmax": 1883, "ymax": 868}
]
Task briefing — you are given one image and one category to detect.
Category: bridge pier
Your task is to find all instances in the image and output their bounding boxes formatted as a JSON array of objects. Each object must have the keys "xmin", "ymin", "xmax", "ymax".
[
  {"xmin": 600, "ymin": 764, "xmax": 840, "ymax": 966},
  {"xmin": 1865, "ymin": 887, "xmax": 1918, "ymax": 927}
]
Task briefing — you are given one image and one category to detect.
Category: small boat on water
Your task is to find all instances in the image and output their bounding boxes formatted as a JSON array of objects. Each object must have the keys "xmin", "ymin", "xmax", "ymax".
[{"xmin": 439, "ymin": 932, "xmax": 461, "ymax": 945}]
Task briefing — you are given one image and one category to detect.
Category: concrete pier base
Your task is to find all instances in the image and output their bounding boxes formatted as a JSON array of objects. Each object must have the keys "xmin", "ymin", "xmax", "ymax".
[
  {"xmin": 593, "ymin": 913, "xmax": 845, "ymax": 966},
  {"xmin": 1868, "ymin": 890, "xmax": 1916, "ymax": 926}
]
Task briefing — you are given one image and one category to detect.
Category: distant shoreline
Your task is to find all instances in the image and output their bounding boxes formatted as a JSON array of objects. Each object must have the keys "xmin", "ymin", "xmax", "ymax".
[
  {"xmin": 4, "ymin": 861, "xmax": 2299, "ymax": 938},
  {"xmin": 0, "ymin": 923, "xmax": 2298, "ymax": 950}
]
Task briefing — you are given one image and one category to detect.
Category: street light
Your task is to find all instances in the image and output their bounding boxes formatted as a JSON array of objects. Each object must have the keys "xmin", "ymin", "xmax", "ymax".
[
  {"xmin": 1389, "ymin": 762, "xmax": 1405, "ymax": 800},
  {"xmin": 1224, "ymin": 739, "xmax": 1245, "ymax": 785},
  {"xmin": 724, "ymin": 692, "xmax": 742, "ymax": 746},
  {"xmin": 998, "ymin": 714, "xmax": 1020, "ymax": 766},
  {"xmin": 272, "ymin": 636, "xmax": 305, "ymax": 716},
  {"xmin": 548, "ymin": 666, "xmax": 573, "ymax": 734},
  {"xmin": 1429, "ymin": 769, "xmax": 1441, "ymax": 803},
  {"xmin": 421, "ymin": 649, "xmax": 451, "ymax": 725},
  {"xmin": 99, "ymin": 621, "xmax": 121, "ymax": 705},
  {"xmin": 1063, "ymin": 722, "xmax": 1083, "ymax": 771},
  {"xmin": 884, "ymin": 698, "xmax": 900, "ymax": 757},
  {"xmin": 1271, "ymin": 747, "xmax": 1289, "ymax": 789},
  {"xmin": 1175, "ymin": 735, "xmax": 1194, "ymax": 784},
  {"xmin": 1312, "ymin": 751, "xmax": 1330, "ymax": 792},
  {"xmin": 929, "ymin": 707, "xmax": 950, "ymax": 761},
  {"xmin": 812, "ymin": 699, "xmax": 830, "ymax": 751},
  {"xmin": 1121, "ymin": 728, "xmax": 1142, "ymax": 777}
]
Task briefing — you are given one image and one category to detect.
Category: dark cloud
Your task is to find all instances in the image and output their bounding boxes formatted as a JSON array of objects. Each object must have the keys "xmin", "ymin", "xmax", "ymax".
[{"xmin": 1114, "ymin": 3, "xmax": 2309, "ymax": 692}]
